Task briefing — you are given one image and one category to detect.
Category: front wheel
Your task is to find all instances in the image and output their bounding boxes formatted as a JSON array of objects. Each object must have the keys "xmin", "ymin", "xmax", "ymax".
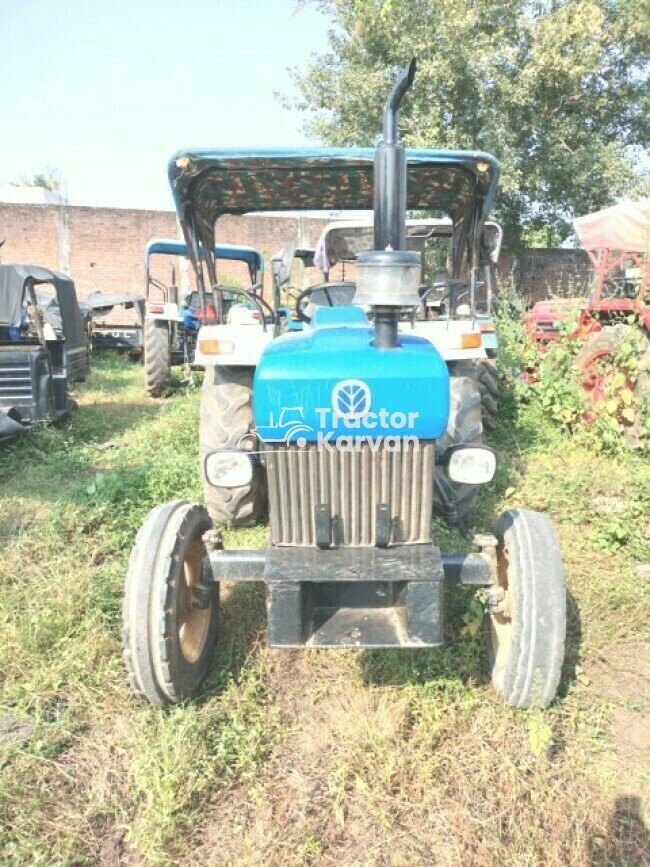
[
  {"xmin": 122, "ymin": 501, "xmax": 218, "ymax": 706},
  {"xmin": 487, "ymin": 509, "xmax": 566, "ymax": 709}
]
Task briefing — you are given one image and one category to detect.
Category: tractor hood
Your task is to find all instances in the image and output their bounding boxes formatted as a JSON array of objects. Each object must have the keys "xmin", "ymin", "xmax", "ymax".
[{"xmin": 167, "ymin": 148, "xmax": 500, "ymax": 287}]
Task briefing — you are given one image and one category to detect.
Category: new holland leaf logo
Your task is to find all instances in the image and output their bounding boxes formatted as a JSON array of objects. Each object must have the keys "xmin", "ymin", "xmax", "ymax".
[{"xmin": 332, "ymin": 379, "xmax": 371, "ymax": 419}]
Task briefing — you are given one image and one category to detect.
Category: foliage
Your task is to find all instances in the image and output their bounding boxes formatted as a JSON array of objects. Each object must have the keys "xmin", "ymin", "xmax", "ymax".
[
  {"xmin": 492, "ymin": 277, "xmax": 534, "ymax": 373},
  {"xmin": 291, "ymin": 0, "xmax": 650, "ymax": 246},
  {"xmin": 494, "ymin": 289, "xmax": 650, "ymax": 452},
  {"xmin": 533, "ymin": 322, "xmax": 589, "ymax": 430},
  {"xmin": 11, "ymin": 168, "xmax": 62, "ymax": 192}
]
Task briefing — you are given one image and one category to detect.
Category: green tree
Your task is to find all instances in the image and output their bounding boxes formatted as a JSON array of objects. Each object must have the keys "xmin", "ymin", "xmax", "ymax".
[
  {"xmin": 11, "ymin": 168, "xmax": 62, "ymax": 192},
  {"xmin": 291, "ymin": 0, "xmax": 650, "ymax": 247}
]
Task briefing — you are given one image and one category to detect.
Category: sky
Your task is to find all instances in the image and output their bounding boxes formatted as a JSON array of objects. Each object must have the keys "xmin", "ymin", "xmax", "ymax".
[{"xmin": 0, "ymin": 0, "xmax": 332, "ymax": 210}]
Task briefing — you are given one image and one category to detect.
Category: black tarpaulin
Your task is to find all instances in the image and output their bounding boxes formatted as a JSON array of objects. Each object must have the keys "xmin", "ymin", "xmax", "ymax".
[{"xmin": 0, "ymin": 265, "xmax": 87, "ymax": 348}]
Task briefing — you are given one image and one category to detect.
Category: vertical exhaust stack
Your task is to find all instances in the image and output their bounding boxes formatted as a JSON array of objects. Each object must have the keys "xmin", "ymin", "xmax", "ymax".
[{"xmin": 354, "ymin": 59, "xmax": 420, "ymax": 349}]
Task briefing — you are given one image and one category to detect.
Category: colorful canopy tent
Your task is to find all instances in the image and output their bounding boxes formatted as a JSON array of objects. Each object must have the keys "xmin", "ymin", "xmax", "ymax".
[
  {"xmin": 574, "ymin": 202, "xmax": 650, "ymax": 253},
  {"xmin": 574, "ymin": 202, "xmax": 650, "ymax": 296}
]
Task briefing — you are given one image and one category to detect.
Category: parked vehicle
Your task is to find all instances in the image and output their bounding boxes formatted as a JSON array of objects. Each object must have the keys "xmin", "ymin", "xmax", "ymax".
[
  {"xmin": 84, "ymin": 292, "xmax": 146, "ymax": 357},
  {"xmin": 123, "ymin": 60, "xmax": 566, "ymax": 711},
  {"xmin": 311, "ymin": 217, "xmax": 502, "ymax": 431},
  {"xmin": 0, "ymin": 264, "xmax": 90, "ymax": 440},
  {"xmin": 524, "ymin": 202, "xmax": 650, "ymax": 439},
  {"xmin": 143, "ymin": 239, "xmax": 264, "ymax": 396},
  {"xmin": 196, "ymin": 216, "xmax": 502, "ymax": 526}
]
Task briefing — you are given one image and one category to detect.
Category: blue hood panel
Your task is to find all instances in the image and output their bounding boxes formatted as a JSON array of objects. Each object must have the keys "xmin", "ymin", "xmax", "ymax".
[{"xmin": 254, "ymin": 309, "xmax": 450, "ymax": 445}]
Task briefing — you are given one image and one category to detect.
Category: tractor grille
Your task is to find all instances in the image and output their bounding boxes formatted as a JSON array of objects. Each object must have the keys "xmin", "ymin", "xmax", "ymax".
[
  {"xmin": 266, "ymin": 441, "xmax": 434, "ymax": 547},
  {"xmin": 0, "ymin": 358, "xmax": 33, "ymax": 411}
]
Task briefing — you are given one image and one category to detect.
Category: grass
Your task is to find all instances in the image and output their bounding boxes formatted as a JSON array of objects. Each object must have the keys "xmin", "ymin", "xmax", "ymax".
[{"xmin": 0, "ymin": 355, "xmax": 648, "ymax": 866}]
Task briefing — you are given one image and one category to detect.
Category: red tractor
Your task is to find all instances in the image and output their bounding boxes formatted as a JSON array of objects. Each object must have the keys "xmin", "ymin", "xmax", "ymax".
[{"xmin": 524, "ymin": 202, "xmax": 650, "ymax": 437}]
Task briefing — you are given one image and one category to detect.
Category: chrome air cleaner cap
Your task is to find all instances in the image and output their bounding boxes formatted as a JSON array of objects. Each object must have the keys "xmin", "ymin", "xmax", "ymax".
[{"xmin": 354, "ymin": 250, "xmax": 421, "ymax": 307}]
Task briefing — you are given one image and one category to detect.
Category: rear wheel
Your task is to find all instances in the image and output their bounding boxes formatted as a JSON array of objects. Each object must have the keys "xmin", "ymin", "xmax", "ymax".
[
  {"xmin": 434, "ymin": 375, "xmax": 483, "ymax": 529},
  {"xmin": 122, "ymin": 501, "xmax": 218, "ymax": 706},
  {"xmin": 144, "ymin": 318, "xmax": 171, "ymax": 397},
  {"xmin": 452, "ymin": 359, "xmax": 499, "ymax": 433},
  {"xmin": 200, "ymin": 365, "xmax": 267, "ymax": 526},
  {"xmin": 487, "ymin": 509, "xmax": 566, "ymax": 708},
  {"xmin": 574, "ymin": 325, "xmax": 650, "ymax": 445}
]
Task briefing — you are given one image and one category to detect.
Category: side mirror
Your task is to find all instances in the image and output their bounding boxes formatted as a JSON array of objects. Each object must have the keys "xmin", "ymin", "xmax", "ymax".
[
  {"xmin": 271, "ymin": 242, "xmax": 296, "ymax": 287},
  {"xmin": 482, "ymin": 223, "xmax": 503, "ymax": 266}
]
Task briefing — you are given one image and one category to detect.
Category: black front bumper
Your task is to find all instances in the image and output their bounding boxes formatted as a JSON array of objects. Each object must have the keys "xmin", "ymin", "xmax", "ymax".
[{"xmin": 208, "ymin": 543, "xmax": 495, "ymax": 649}]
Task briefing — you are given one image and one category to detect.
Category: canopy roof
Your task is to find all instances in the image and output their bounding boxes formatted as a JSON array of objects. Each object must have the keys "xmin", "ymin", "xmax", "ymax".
[
  {"xmin": 0, "ymin": 264, "xmax": 75, "ymax": 327},
  {"xmin": 144, "ymin": 238, "xmax": 263, "ymax": 274},
  {"xmin": 168, "ymin": 149, "xmax": 499, "ymax": 224},
  {"xmin": 574, "ymin": 202, "xmax": 650, "ymax": 253},
  {"xmin": 0, "ymin": 264, "xmax": 86, "ymax": 346},
  {"xmin": 313, "ymin": 218, "xmax": 502, "ymax": 272},
  {"xmin": 168, "ymin": 148, "xmax": 500, "ymax": 282}
]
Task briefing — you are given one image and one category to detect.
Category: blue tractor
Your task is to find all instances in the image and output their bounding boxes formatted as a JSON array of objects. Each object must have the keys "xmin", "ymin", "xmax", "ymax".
[
  {"xmin": 123, "ymin": 61, "xmax": 566, "ymax": 710},
  {"xmin": 143, "ymin": 239, "xmax": 264, "ymax": 396}
]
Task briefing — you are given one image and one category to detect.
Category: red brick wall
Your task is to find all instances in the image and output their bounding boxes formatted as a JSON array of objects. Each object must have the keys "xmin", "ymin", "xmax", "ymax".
[
  {"xmin": 496, "ymin": 248, "xmax": 592, "ymax": 304},
  {"xmin": 0, "ymin": 204, "xmax": 60, "ymax": 275},
  {"xmin": 0, "ymin": 204, "xmax": 327, "ymax": 298},
  {"xmin": 0, "ymin": 202, "xmax": 594, "ymax": 310},
  {"xmin": 66, "ymin": 206, "xmax": 178, "ymax": 297}
]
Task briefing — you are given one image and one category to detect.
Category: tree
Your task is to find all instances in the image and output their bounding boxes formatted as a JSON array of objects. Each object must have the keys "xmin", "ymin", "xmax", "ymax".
[
  {"xmin": 291, "ymin": 0, "xmax": 650, "ymax": 247},
  {"xmin": 11, "ymin": 168, "xmax": 62, "ymax": 192}
]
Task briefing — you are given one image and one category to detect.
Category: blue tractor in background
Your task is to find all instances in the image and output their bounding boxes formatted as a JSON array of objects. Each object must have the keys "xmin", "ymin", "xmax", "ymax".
[
  {"xmin": 123, "ymin": 61, "xmax": 566, "ymax": 711},
  {"xmin": 143, "ymin": 239, "xmax": 264, "ymax": 396}
]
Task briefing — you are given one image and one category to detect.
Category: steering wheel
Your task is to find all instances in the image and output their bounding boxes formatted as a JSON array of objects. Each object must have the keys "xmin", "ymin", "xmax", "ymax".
[
  {"xmin": 414, "ymin": 281, "xmax": 471, "ymax": 322},
  {"xmin": 294, "ymin": 282, "xmax": 356, "ymax": 323}
]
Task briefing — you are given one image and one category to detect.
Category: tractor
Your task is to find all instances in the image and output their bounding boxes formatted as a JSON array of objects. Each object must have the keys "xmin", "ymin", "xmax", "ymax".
[
  {"xmin": 123, "ymin": 60, "xmax": 566, "ymax": 710},
  {"xmin": 524, "ymin": 202, "xmax": 650, "ymax": 440},
  {"xmin": 143, "ymin": 239, "xmax": 264, "ymax": 396},
  {"xmin": 195, "ymin": 219, "xmax": 502, "ymax": 528}
]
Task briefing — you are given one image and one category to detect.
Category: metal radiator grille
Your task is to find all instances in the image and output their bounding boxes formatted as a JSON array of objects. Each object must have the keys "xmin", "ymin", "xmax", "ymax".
[
  {"xmin": 266, "ymin": 441, "xmax": 434, "ymax": 547},
  {"xmin": 0, "ymin": 359, "xmax": 33, "ymax": 410}
]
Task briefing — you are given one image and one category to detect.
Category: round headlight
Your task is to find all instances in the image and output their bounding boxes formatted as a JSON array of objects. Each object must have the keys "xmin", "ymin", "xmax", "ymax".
[
  {"xmin": 447, "ymin": 446, "xmax": 496, "ymax": 485},
  {"xmin": 205, "ymin": 451, "xmax": 253, "ymax": 488}
]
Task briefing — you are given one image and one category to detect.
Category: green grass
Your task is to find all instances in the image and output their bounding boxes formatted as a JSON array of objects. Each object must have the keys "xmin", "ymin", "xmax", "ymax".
[{"xmin": 0, "ymin": 356, "xmax": 648, "ymax": 866}]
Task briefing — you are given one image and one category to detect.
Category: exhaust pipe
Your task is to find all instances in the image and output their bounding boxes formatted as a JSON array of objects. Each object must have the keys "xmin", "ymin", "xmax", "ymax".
[
  {"xmin": 374, "ymin": 58, "xmax": 416, "ymax": 253},
  {"xmin": 355, "ymin": 59, "xmax": 419, "ymax": 349}
]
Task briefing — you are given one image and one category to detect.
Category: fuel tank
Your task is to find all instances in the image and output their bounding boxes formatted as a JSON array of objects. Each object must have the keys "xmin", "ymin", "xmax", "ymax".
[{"xmin": 254, "ymin": 306, "xmax": 450, "ymax": 445}]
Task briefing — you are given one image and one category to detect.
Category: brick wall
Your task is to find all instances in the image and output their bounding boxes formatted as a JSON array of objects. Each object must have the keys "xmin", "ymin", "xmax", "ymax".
[
  {"xmin": 0, "ymin": 202, "xmax": 594, "ymax": 309},
  {"xmin": 496, "ymin": 248, "xmax": 592, "ymax": 304},
  {"xmin": 0, "ymin": 204, "xmax": 61, "ymax": 276},
  {"xmin": 0, "ymin": 204, "xmax": 330, "ymax": 299}
]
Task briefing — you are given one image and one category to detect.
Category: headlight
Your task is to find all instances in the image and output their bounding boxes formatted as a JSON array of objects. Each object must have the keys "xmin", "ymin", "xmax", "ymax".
[
  {"xmin": 447, "ymin": 446, "xmax": 496, "ymax": 485},
  {"xmin": 204, "ymin": 451, "xmax": 253, "ymax": 488}
]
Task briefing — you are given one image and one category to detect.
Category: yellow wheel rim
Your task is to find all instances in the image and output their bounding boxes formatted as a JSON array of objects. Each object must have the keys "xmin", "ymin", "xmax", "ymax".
[
  {"xmin": 178, "ymin": 538, "xmax": 211, "ymax": 664},
  {"xmin": 489, "ymin": 544, "xmax": 514, "ymax": 683}
]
